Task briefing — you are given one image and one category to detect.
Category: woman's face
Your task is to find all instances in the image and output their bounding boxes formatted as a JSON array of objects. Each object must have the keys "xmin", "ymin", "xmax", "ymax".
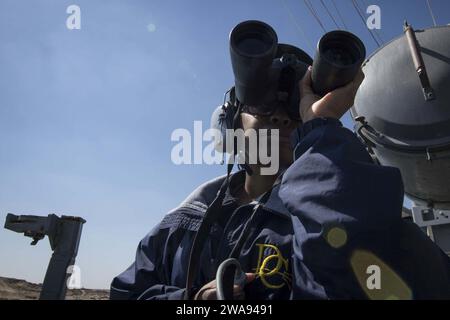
[{"xmin": 240, "ymin": 106, "xmax": 301, "ymax": 175}]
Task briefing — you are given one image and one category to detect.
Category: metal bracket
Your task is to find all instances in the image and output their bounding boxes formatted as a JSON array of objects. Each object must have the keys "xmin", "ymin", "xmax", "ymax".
[
  {"xmin": 412, "ymin": 207, "xmax": 450, "ymax": 228},
  {"xmin": 4, "ymin": 213, "xmax": 86, "ymax": 300},
  {"xmin": 412, "ymin": 206, "xmax": 450, "ymax": 254},
  {"xmin": 404, "ymin": 21, "xmax": 436, "ymax": 102}
]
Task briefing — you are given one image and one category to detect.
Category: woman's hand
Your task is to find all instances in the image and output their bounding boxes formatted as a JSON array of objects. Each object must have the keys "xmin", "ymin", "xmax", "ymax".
[
  {"xmin": 193, "ymin": 273, "xmax": 256, "ymax": 300},
  {"xmin": 299, "ymin": 66, "xmax": 365, "ymax": 123}
]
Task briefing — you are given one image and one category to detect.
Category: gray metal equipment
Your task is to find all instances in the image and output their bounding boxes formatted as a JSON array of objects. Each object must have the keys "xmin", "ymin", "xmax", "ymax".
[
  {"xmin": 351, "ymin": 23, "xmax": 450, "ymax": 254},
  {"xmin": 4, "ymin": 213, "xmax": 86, "ymax": 300}
]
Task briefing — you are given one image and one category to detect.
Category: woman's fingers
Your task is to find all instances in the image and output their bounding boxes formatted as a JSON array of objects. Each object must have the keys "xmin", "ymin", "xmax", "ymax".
[
  {"xmin": 233, "ymin": 284, "xmax": 246, "ymax": 300},
  {"xmin": 245, "ymin": 273, "xmax": 256, "ymax": 283},
  {"xmin": 195, "ymin": 273, "xmax": 257, "ymax": 300}
]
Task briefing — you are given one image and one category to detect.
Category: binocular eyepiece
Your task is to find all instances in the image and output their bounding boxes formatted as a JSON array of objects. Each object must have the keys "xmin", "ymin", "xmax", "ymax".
[{"xmin": 229, "ymin": 20, "xmax": 366, "ymax": 116}]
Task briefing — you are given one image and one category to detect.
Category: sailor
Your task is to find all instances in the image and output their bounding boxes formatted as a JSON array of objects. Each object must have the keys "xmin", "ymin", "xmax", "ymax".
[{"xmin": 110, "ymin": 66, "xmax": 450, "ymax": 300}]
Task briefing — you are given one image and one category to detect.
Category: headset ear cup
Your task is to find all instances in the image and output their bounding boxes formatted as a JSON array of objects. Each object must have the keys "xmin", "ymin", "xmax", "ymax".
[{"xmin": 210, "ymin": 102, "xmax": 236, "ymax": 154}]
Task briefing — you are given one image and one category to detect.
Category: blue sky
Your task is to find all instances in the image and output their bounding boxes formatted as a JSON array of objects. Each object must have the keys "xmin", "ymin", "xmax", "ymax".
[{"xmin": 0, "ymin": 0, "xmax": 449, "ymax": 289}]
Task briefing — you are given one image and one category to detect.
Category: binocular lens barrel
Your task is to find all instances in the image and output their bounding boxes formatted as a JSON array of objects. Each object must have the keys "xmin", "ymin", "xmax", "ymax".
[
  {"xmin": 312, "ymin": 31, "xmax": 366, "ymax": 96},
  {"xmin": 229, "ymin": 20, "xmax": 278, "ymax": 106},
  {"xmin": 229, "ymin": 21, "xmax": 366, "ymax": 110}
]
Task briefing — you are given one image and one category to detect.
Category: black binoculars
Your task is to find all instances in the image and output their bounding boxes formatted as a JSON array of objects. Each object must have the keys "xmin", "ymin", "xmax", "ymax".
[{"xmin": 229, "ymin": 20, "xmax": 366, "ymax": 120}]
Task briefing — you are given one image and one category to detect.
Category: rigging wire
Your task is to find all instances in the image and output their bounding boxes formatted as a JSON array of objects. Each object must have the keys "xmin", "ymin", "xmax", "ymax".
[
  {"xmin": 350, "ymin": 0, "xmax": 381, "ymax": 47},
  {"xmin": 425, "ymin": 0, "xmax": 438, "ymax": 27},
  {"xmin": 320, "ymin": 0, "xmax": 340, "ymax": 30},
  {"xmin": 303, "ymin": 0, "xmax": 327, "ymax": 33},
  {"xmin": 330, "ymin": 0, "xmax": 348, "ymax": 30},
  {"xmin": 280, "ymin": 0, "xmax": 314, "ymax": 52}
]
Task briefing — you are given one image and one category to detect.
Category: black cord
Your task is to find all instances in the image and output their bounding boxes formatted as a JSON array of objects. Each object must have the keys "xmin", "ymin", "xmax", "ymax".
[{"xmin": 184, "ymin": 103, "xmax": 245, "ymax": 299}]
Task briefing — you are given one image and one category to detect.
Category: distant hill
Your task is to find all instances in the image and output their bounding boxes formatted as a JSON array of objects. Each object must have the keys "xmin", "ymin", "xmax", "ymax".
[{"xmin": 0, "ymin": 276, "xmax": 109, "ymax": 300}]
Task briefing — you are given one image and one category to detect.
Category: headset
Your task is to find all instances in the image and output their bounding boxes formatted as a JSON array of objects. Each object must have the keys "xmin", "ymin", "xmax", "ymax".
[{"xmin": 210, "ymin": 87, "xmax": 239, "ymax": 155}]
